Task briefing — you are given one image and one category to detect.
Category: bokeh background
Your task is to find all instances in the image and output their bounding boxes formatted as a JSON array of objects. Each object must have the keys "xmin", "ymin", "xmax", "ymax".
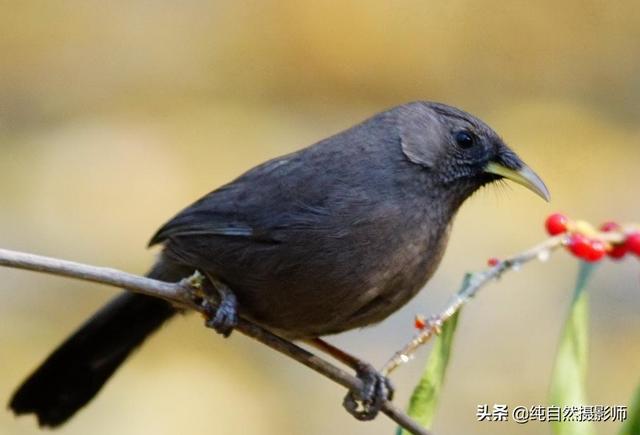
[{"xmin": 1, "ymin": 2, "xmax": 639, "ymax": 434}]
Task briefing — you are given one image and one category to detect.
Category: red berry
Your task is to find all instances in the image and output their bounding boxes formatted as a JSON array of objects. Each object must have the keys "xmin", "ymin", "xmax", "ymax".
[
  {"xmin": 626, "ymin": 232, "xmax": 640, "ymax": 256},
  {"xmin": 567, "ymin": 233, "xmax": 592, "ymax": 259},
  {"xmin": 487, "ymin": 257, "xmax": 500, "ymax": 267},
  {"xmin": 568, "ymin": 235, "xmax": 607, "ymax": 262},
  {"xmin": 585, "ymin": 240, "xmax": 606, "ymax": 262},
  {"xmin": 608, "ymin": 243, "xmax": 628, "ymax": 260},
  {"xmin": 546, "ymin": 213, "xmax": 569, "ymax": 236},
  {"xmin": 601, "ymin": 222, "xmax": 627, "ymax": 259},
  {"xmin": 600, "ymin": 221, "xmax": 621, "ymax": 232},
  {"xmin": 414, "ymin": 316, "xmax": 426, "ymax": 330}
]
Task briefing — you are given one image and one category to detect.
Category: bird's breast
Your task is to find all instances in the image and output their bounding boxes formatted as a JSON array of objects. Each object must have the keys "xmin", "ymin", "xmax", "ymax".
[
  {"xmin": 236, "ymin": 212, "xmax": 453, "ymax": 339},
  {"xmin": 336, "ymin": 219, "xmax": 452, "ymax": 331}
]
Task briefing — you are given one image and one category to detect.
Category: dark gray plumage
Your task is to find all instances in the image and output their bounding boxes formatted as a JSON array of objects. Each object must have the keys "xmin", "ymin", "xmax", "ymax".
[{"xmin": 9, "ymin": 101, "xmax": 549, "ymax": 427}]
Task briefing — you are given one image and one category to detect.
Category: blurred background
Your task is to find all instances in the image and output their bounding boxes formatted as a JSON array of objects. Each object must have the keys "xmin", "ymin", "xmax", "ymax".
[{"xmin": 1, "ymin": 1, "xmax": 639, "ymax": 434}]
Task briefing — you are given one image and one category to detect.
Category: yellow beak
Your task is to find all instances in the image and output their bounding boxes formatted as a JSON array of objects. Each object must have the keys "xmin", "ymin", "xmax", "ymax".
[{"xmin": 485, "ymin": 161, "xmax": 550, "ymax": 202}]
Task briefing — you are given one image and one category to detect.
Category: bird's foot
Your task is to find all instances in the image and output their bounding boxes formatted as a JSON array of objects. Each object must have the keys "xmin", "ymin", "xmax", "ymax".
[
  {"xmin": 202, "ymin": 281, "xmax": 238, "ymax": 337},
  {"xmin": 343, "ymin": 362, "xmax": 394, "ymax": 421}
]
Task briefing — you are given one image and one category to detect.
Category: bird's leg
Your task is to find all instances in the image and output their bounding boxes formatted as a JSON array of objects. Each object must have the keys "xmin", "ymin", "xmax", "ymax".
[
  {"xmin": 307, "ymin": 338, "xmax": 394, "ymax": 421},
  {"xmin": 201, "ymin": 275, "xmax": 238, "ymax": 337}
]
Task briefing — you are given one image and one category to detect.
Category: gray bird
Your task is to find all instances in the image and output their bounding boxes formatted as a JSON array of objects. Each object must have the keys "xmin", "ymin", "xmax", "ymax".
[{"xmin": 9, "ymin": 101, "xmax": 549, "ymax": 427}]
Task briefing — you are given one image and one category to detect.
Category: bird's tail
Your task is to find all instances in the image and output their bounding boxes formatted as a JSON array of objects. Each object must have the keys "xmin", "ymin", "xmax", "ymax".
[{"xmin": 8, "ymin": 261, "xmax": 191, "ymax": 428}]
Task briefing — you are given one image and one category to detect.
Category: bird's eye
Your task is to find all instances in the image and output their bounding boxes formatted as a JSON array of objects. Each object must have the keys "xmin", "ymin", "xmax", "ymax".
[{"xmin": 455, "ymin": 130, "xmax": 475, "ymax": 149}]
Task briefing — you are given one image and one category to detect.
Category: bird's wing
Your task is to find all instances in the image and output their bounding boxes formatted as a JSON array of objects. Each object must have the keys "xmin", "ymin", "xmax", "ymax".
[
  {"xmin": 148, "ymin": 151, "xmax": 332, "ymax": 247},
  {"xmin": 149, "ymin": 118, "xmax": 401, "ymax": 249},
  {"xmin": 148, "ymin": 210, "xmax": 258, "ymax": 246}
]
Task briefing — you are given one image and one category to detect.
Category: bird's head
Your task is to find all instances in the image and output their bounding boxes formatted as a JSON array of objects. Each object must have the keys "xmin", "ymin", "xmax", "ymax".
[{"xmin": 398, "ymin": 101, "xmax": 550, "ymax": 203}]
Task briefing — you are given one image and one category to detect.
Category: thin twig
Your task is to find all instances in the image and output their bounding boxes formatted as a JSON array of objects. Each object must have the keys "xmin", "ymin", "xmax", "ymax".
[
  {"xmin": 0, "ymin": 248, "xmax": 430, "ymax": 435},
  {"xmin": 382, "ymin": 230, "xmax": 625, "ymax": 375}
]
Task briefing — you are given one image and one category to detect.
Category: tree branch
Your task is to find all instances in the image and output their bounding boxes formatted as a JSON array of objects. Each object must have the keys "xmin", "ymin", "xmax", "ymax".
[
  {"xmin": 0, "ymin": 248, "xmax": 430, "ymax": 435},
  {"xmin": 381, "ymin": 230, "xmax": 625, "ymax": 375}
]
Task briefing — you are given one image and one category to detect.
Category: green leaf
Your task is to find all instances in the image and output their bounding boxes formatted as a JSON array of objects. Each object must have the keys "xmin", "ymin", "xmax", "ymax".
[
  {"xmin": 619, "ymin": 382, "xmax": 640, "ymax": 435},
  {"xmin": 549, "ymin": 262, "xmax": 597, "ymax": 435},
  {"xmin": 397, "ymin": 309, "xmax": 460, "ymax": 435}
]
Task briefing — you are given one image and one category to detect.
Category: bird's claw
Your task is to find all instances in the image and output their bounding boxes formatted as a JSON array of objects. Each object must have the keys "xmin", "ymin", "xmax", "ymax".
[
  {"xmin": 202, "ymin": 287, "xmax": 238, "ymax": 338},
  {"xmin": 343, "ymin": 362, "xmax": 394, "ymax": 421}
]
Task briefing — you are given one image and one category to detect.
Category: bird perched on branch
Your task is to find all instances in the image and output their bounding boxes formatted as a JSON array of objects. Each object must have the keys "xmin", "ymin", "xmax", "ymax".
[{"xmin": 9, "ymin": 101, "xmax": 549, "ymax": 427}]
